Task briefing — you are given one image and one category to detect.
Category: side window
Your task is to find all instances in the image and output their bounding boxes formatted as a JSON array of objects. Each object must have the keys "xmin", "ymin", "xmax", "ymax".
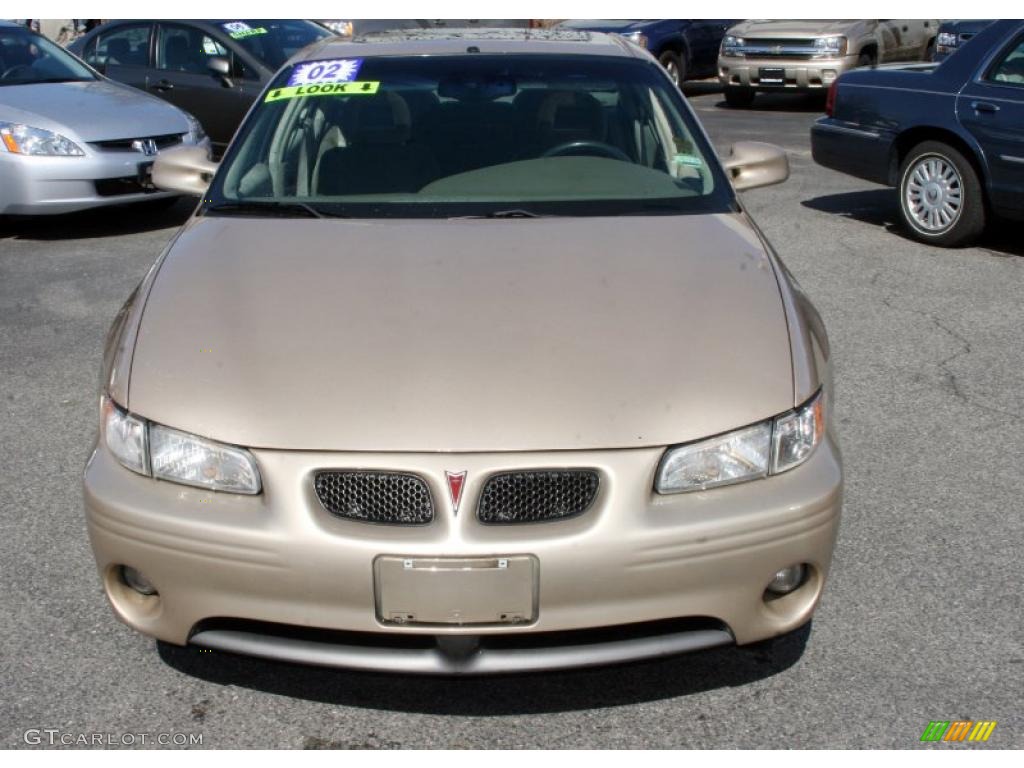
[
  {"xmin": 156, "ymin": 24, "xmax": 222, "ymax": 74},
  {"xmin": 90, "ymin": 24, "xmax": 151, "ymax": 67},
  {"xmin": 988, "ymin": 37, "xmax": 1024, "ymax": 87}
]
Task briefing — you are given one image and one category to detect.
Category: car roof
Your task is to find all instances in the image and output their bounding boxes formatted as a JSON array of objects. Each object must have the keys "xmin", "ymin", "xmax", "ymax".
[
  {"xmin": 0, "ymin": 20, "xmax": 21, "ymax": 28},
  {"xmin": 293, "ymin": 27, "xmax": 639, "ymax": 63}
]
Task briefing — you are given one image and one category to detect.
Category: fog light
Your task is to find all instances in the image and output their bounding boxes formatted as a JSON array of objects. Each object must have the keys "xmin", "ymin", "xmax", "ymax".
[
  {"xmin": 121, "ymin": 566, "xmax": 157, "ymax": 596},
  {"xmin": 767, "ymin": 564, "xmax": 805, "ymax": 595}
]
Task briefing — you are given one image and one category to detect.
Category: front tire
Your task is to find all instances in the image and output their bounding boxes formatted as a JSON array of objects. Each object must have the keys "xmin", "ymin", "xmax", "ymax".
[
  {"xmin": 724, "ymin": 87, "xmax": 756, "ymax": 108},
  {"xmin": 898, "ymin": 141, "xmax": 985, "ymax": 247},
  {"xmin": 659, "ymin": 50, "xmax": 685, "ymax": 88}
]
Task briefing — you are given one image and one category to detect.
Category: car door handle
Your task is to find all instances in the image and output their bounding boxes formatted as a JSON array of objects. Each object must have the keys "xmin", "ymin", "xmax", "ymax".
[
  {"xmin": 971, "ymin": 101, "xmax": 1000, "ymax": 114},
  {"xmin": 151, "ymin": 79, "xmax": 174, "ymax": 92}
]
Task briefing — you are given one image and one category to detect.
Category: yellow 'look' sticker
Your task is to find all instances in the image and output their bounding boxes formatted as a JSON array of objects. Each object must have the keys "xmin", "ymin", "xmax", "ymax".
[{"xmin": 264, "ymin": 81, "xmax": 380, "ymax": 103}]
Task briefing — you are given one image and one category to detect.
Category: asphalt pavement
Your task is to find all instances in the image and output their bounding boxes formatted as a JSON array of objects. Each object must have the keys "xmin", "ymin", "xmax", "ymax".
[{"xmin": 1, "ymin": 85, "xmax": 1021, "ymax": 749}]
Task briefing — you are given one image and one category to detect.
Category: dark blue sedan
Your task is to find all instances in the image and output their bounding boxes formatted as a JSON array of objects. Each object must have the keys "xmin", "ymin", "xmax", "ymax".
[
  {"xmin": 812, "ymin": 19, "xmax": 1024, "ymax": 247},
  {"xmin": 559, "ymin": 19, "xmax": 739, "ymax": 86}
]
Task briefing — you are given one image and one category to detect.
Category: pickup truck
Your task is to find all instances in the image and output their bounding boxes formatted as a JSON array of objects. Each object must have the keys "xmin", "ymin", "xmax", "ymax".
[{"xmin": 719, "ymin": 19, "xmax": 939, "ymax": 106}]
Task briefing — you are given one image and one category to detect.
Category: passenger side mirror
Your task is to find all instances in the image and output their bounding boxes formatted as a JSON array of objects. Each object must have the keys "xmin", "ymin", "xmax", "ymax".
[
  {"xmin": 722, "ymin": 141, "xmax": 789, "ymax": 191},
  {"xmin": 152, "ymin": 144, "xmax": 219, "ymax": 196},
  {"xmin": 207, "ymin": 56, "xmax": 233, "ymax": 87}
]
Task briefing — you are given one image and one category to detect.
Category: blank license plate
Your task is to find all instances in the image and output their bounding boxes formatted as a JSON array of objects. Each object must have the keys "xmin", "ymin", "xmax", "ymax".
[
  {"xmin": 759, "ymin": 67, "xmax": 785, "ymax": 84},
  {"xmin": 374, "ymin": 555, "xmax": 538, "ymax": 626}
]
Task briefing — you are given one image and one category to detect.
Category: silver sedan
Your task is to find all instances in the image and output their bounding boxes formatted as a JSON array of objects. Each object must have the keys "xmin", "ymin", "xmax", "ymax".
[{"xmin": 0, "ymin": 21, "xmax": 207, "ymax": 215}]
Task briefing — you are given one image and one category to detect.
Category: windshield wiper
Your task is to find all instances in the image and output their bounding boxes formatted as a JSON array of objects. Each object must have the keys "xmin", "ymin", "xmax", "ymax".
[
  {"xmin": 451, "ymin": 209, "xmax": 548, "ymax": 219},
  {"xmin": 204, "ymin": 201, "xmax": 328, "ymax": 219}
]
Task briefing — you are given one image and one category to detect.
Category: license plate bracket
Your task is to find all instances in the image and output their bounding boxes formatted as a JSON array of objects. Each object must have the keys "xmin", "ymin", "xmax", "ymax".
[
  {"xmin": 374, "ymin": 555, "xmax": 538, "ymax": 626},
  {"xmin": 759, "ymin": 67, "xmax": 786, "ymax": 85},
  {"xmin": 137, "ymin": 160, "xmax": 155, "ymax": 189}
]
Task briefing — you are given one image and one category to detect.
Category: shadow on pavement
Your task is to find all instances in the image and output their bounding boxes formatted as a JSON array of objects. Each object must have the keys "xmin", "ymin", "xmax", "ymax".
[
  {"xmin": 0, "ymin": 197, "xmax": 193, "ymax": 241},
  {"xmin": 802, "ymin": 188, "xmax": 1024, "ymax": 257},
  {"xmin": 158, "ymin": 623, "xmax": 811, "ymax": 716},
  {"xmin": 714, "ymin": 92, "xmax": 828, "ymax": 114}
]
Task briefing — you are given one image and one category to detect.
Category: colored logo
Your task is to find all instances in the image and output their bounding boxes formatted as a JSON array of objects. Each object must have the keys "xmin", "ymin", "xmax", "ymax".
[
  {"xmin": 445, "ymin": 471, "xmax": 467, "ymax": 515},
  {"xmin": 920, "ymin": 721, "xmax": 997, "ymax": 743}
]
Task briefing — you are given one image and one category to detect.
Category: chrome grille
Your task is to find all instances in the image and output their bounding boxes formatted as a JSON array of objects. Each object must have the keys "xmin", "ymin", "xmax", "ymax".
[
  {"xmin": 90, "ymin": 133, "xmax": 184, "ymax": 152},
  {"xmin": 314, "ymin": 471, "xmax": 433, "ymax": 525},
  {"xmin": 477, "ymin": 470, "xmax": 599, "ymax": 524},
  {"xmin": 734, "ymin": 38, "xmax": 818, "ymax": 58}
]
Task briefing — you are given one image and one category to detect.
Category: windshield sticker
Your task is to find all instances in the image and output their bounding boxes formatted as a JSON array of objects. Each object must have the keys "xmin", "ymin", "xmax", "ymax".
[
  {"xmin": 264, "ymin": 81, "xmax": 380, "ymax": 103},
  {"xmin": 222, "ymin": 22, "xmax": 268, "ymax": 40},
  {"xmin": 287, "ymin": 59, "xmax": 363, "ymax": 87},
  {"xmin": 674, "ymin": 154, "xmax": 704, "ymax": 168}
]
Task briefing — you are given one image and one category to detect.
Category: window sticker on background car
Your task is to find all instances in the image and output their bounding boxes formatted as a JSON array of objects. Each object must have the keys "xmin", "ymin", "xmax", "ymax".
[
  {"xmin": 264, "ymin": 81, "xmax": 380, "ymax": 103},
  {"xmin": 202, "ymin": 37, "xmax": 223, "ymax": 55},
  {"xmin": 287, "ymin": 58, "xmax": 364, "ymax": 87},
  {"xmin": 674, "ymin": 154, "xmax": 704, "ymax": 167},
  {"xmin": 222, "ymin": 22, "xmax": 268, "ymax": 40}
]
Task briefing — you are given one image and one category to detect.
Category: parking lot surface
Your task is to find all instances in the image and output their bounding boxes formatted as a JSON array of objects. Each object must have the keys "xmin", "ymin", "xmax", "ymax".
[{"xmin": 1, "ymin": 86, "xmax": 1021, "ymax": 749}]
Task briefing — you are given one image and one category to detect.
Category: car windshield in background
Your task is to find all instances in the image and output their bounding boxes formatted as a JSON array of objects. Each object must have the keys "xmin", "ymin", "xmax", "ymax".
[
  {"xmin": 210, "ymin": 55, "xmax": 730, "ymax": 218},
  {"xmin": 0, "ymin": 27, "xmax": 95, "ymax": 85},
  {"xmin": 220, "ymin": 20, "xmax": 332, "ymax": 70}
]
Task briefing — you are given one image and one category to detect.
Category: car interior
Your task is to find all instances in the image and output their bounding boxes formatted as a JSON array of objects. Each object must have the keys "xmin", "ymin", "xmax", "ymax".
[{"xmin": 222, "ymin": 77, "xmax": 713, "ymax": 202}]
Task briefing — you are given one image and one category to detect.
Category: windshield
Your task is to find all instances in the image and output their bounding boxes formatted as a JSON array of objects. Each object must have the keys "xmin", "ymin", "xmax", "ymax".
[
  {"xmin": 219, "ymin": 20, "xmax": 332, "ymax": 70},
  {"xmin": 208, "ymin": 54, "xmax": 732, "ymax": 218},
  {"xmin": 0, "ymin": 27, "xmax": 96, "ymax": 85}
]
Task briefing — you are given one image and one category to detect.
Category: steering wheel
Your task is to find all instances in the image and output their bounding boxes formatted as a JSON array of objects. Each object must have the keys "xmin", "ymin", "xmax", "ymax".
[
  {"xmin": 1, "ymin": 64, "xmax": 35, "ymax": 80},
  {"xmin": 541, "ymin": 140, "xmax": 631, "ymax": 162}
]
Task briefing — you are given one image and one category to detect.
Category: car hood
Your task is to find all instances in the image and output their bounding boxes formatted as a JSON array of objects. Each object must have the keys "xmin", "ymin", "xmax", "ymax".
[
  {"xmin": 0, "ymin": 80, "xmax": 188, "ymax": 142},
  {"xmin": 730, "ymin": 19, "xmax": 855, "ymax": 38},
  {"xmin": 128, "ymin": 214, "xmax": 794, "ymax": 452},
  {"xmin": 562, "ymin": 20, "xmax": 651, "ymax": 33}
]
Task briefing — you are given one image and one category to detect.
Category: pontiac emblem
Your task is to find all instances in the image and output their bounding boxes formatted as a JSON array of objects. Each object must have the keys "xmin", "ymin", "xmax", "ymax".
[{"xmin": 445, "ymin": 471, "xmax": 467, "ymax": 515}]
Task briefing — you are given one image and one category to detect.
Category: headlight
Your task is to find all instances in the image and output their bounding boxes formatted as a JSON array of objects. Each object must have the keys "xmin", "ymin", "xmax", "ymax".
[
  {"xmin": 0, "ymin": 122, "xmax": 84, "ymax": 156},
  {"xmin": 100, "ymin": 396, "xmax": 261, "ymax": 494},
  {"xmin": 656, "ymin": 390, "xmax": 825, "ymax": 494},
  {"xmin": 623, "ymin": 31, "xmax": 649, "ymax": 49},
  {"xmin": 722, "ymin": 35, "xmax": 744, "ymax": 55},
  {"xmin": 324, "ymin": 20, "xmax": 354, "ymax": 37},
  {"xmin": 185, "ymin": 113, "xmax": 206, "ymax": 144},
  {"xmin": 771, "ymin": 390, "xmax": 825, "ymax": 474},
  {"xmin": 813, "ymin": 36, "xmax": 846, "ymax": 56},
  {"xmin": 101, "ymin": 396, "xmax": 148, "ymax": 475},
  {"xmin": 150, "ymin": 424, "xmax": 261, "ymax": 494},
  {"xmin": 937, "ymin": 32, "xmax": 958, "ymax": 47}
]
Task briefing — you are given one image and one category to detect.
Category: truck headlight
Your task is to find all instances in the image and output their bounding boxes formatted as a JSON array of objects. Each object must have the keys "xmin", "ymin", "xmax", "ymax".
[
  {"xmin": 937, "ymin": 32, "xmax": 958, "ymax": 48},
  {"xmin": 101, "ymin": 396, "xmax": 261, "ymax": 494},
  {"xmin": 722, "ymin": 35, "xmax": 744, "ymax": 55},
  {"xmin": 656, "ymin": 390, "xmax": 825, "ymax": 494},
  {"xmin": 813, "ymin": 36, "xmax": 846, "ymax": 56},
  {"xmin": 0, "ymin": 122, "xmax": 84, "ymax": 156}
]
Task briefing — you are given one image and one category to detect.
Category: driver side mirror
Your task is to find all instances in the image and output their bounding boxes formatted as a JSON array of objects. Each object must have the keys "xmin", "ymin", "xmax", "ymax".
[
  {"xmin": 152, "ymin": 144, "xmax": 219, "ymax": 196},
  {"xmin": 207, "ymin": 55, "xmax": 233, "ymax": 87},
  {"xmin": 722, "ymin": 141, "xmax": 789, "ymax": 191}
]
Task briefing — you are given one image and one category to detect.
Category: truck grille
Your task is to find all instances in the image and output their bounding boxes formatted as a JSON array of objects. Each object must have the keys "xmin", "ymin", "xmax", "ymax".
[
  {"xmin": 314, "ymin": 471, "xmax": 433, "ymax": 525},
  {"xmin": 477, "ymin": 470, "xmax": 599, "ymax": 524},
  {"xmin": 734, "ymin": 38, "xmax": 818, "ymax": 58}
]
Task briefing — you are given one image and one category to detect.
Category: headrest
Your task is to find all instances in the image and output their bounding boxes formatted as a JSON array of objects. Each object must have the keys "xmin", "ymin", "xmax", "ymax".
[{"xmin": 349, "ymin": 91, "xmax": 411, "ymax": 145}]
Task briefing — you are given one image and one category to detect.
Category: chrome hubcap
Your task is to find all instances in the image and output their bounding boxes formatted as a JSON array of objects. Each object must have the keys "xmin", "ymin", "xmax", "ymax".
[{"xmin": 905, "ymin": 155, "xmax": 963, "ymax": 232}]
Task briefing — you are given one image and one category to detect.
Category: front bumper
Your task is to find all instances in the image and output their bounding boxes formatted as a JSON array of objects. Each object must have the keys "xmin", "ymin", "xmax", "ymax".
[
  {"xmin": 0, "ymin": 139, "xmax": 206, "ymax": 215},
  {"xmin": 718, "ymin": 54, "xmax": 859, "ymax": 91},
  {"xmin": 84, "ymin": 436, "xmax": 842, "ymax": 673}
]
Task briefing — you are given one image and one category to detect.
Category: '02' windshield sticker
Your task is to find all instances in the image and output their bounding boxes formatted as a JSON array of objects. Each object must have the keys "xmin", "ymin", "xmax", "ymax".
[
  {"xmin": 287, "ymin": 59, "xmax": 364, "ymax": 87},
  {"xmin": 264, "ymin": 81, "xmax": 380, "ymax": 103},
  {"xmin": 222, "ymin": 22, "xmax": 268, "ymax": 39}
]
